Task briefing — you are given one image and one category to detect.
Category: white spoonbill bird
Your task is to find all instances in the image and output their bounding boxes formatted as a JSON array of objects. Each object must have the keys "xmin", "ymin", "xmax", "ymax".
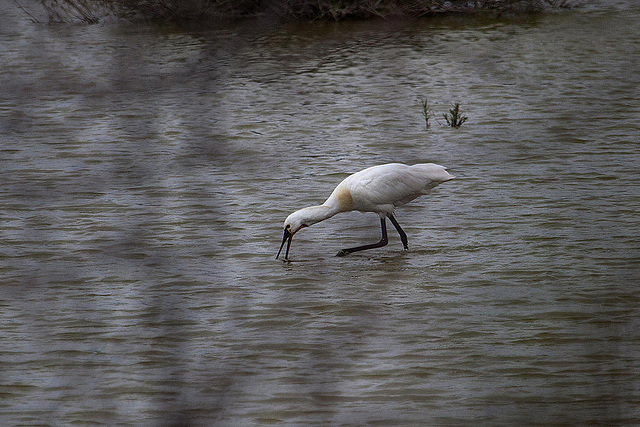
[{"xmin": 277, "ymin": 163, "xmax": 454, "ymax": 260}]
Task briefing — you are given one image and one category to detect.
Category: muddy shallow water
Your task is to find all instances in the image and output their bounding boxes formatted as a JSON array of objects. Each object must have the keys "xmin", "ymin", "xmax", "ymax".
[{"xmin": 1, "ymin": 2, "xmax": 639, "ymax": 424}]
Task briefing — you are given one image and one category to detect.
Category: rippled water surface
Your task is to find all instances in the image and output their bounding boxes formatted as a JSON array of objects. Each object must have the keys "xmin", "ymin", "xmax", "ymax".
[{"xmin": 2, "ymin": 2, "xmax": 640, "ymax": 425}]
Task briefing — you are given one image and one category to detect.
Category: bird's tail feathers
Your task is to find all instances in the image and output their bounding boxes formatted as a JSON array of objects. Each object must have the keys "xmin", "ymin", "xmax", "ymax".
[{"xmin": 412, "ymin": 163, "xmax": 455, "ymax": 182}]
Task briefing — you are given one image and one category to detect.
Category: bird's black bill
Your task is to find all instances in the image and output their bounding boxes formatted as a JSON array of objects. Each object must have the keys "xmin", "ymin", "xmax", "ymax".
[{"xmin": 276, "ymin": 228, "xmax": 293, "ymax": 260}]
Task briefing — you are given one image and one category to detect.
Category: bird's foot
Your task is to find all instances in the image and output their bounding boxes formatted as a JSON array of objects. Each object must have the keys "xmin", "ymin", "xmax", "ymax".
[{"xmin": 336, "ymin": 250, "xmax": 348, "ymax": 257}]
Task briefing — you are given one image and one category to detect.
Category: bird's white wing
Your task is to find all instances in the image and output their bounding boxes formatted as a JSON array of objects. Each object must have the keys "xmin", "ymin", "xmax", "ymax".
[
  {"xmin": 361, "ymin": 166, "xmax": 425, "ymax": 205},
  {"xmin": 347, "ymin": 163, "xmax": 451, "ymax": 212}
]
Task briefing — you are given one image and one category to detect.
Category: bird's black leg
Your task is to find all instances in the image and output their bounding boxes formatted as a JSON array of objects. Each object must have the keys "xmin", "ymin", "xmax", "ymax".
[
  {"xmin": 388, "ymin": 214, "xmax": 409, "ymax": 250},
  {"xmin": 336, "ymin": 217, "xmax": 388, "ymax": 256}
]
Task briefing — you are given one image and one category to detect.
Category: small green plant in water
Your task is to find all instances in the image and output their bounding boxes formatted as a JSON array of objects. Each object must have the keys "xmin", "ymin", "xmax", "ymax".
[
  {"xmin": 443, "ymin": 103, "xmax": 468, "ymax": 128},
  {"xmin": 420, "ymin": 97, "xmax": 433, "ymax": 129}
]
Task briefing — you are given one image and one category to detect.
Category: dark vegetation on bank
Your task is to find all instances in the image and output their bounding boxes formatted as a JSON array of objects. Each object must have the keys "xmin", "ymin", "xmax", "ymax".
[{"xmin": 28, "ymin": 0, "xmax": 576, "ymax": 23}]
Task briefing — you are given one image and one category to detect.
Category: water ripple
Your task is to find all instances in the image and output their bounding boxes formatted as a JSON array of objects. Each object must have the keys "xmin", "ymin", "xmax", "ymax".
[{"xmin": 2, "ymin": 3, "xmax": 640, "ymax": 425}]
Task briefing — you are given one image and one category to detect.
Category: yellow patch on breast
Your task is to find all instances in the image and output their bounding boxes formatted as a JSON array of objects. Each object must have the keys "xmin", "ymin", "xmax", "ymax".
[{"xmin": 336, "ymin": 187, "xmax": 354, "ymax": 210}]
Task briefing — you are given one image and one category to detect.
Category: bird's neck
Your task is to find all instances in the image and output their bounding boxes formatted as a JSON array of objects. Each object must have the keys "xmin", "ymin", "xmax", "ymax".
[{"xmin": 298, "ymin": 204, "xmax": 339, "ymax": 226}]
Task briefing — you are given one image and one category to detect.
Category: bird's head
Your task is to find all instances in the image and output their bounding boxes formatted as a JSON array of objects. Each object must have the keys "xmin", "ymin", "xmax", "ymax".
[{"xmin": 276, "ymin": 209, "xmax": 311, "ymax": 260}]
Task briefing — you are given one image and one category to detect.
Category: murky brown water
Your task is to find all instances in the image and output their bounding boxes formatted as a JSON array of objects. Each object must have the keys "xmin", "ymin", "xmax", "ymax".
[{"xmin": 2, "ymin": 2, "xmax": 640, "ymax": 425}]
